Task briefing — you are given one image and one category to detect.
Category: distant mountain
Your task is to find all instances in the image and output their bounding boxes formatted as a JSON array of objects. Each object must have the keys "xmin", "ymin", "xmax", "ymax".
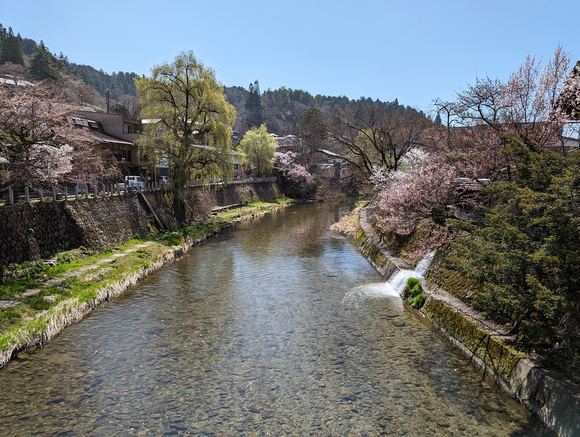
[
  {"xmin": 226, "ymin": 83, "xmax": 426, "ymax": 136},
  {"xmin": 2, "ymin": 23, "xmax": 427, "ymax": 134}
]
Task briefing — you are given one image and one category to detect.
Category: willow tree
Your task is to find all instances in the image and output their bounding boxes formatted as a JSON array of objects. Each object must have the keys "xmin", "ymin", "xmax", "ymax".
[
  {"xmin": 135, "ymin": 51, "xmax": 236, "ymax": 223},
  {"xmin": 240, "ymin": 124, "xmax": 276, "ymax": 176}
]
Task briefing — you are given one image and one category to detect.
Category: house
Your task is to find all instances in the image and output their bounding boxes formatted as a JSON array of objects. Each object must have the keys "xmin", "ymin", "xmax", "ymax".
[
  {"xmin": 272, "ymin": 134, "xmax": 303, "ymax": 154},
  {"xmin": 561, "ymin": 121, "xmax": 580, "ymax": 150},
  {"xmin": 74, "ymin": 110, "xmax": 146, "ymax": 176}
]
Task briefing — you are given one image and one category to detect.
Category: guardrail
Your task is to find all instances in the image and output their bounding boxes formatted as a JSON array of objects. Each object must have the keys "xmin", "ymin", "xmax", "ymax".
[{"xmin": 0, "ymin": 176, "xmax": 278, "ymax": 206}]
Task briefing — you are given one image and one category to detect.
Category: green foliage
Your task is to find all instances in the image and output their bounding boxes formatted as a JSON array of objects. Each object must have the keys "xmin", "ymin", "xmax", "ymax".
[
  {"xmin": 299, "ymin": 108, "xmax": 327, "ymax": 154},
  {"xmin": 405, "ymin": 278, "xmax": 421, "ymax": 292},
  {"xmin": 0, "ymin": 26, "xmax": 24, "ymax": 66},
  {"xmin": 409, "ymin": 293, "xmax": 426, "ymax": 309},
  {"xmin": 0, "ymin": 261, "xmax": 47, "ymax": 284},
  {"xmin": 240, "ymin": 124, "xmax": 277, "ymax": 176},
  {"xmin": 403, "ymin": 278, "xmax": 426, "ymax": 309},
  {"xmin": 28, "ymin": 41, "xmax": 60, "ymax": 80},
  {"xmin": 445, "ymin": 138, "xmax": 580, "ymax": 373},
  {"xmin": 0, "ymin": 308, "xmax": 21, "ymax": 331},
  {"xmin": 136, "ymin": 51, "xmax": 236, "ymax": 223},
  {"xmin": 245, "ymin": 80, "xmax": 263, "ymax": 128}
]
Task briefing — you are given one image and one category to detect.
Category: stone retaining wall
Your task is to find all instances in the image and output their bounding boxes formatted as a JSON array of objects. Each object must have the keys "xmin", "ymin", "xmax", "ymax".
[
  {"xmin": 354, "ymin": 206, "xmax": 580, "ymax": 437},
  {"xmin": 0, "ymin": 182, "xmax": 283, "ymax": 266}
]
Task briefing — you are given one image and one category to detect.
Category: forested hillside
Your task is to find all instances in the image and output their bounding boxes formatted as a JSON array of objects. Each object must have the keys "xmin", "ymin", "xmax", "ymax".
[
  {"xmin": 0, "ymin": 23, "xmax": 141, "ymax": 117},
  {"xmin": 226, "ymin": 81, "xmax": 425, "ymax": 136},
  {"xmin": 0, "ymin": 23, "xmax": 426, "ymax": 134}
]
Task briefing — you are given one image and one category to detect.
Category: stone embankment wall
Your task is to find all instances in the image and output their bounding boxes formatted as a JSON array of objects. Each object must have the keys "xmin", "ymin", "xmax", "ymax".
[
  {"xmin": 0, "ymin": 182, "xmax": 283, "ymax": 266},
  {"xmin": 353, "ymin": 205, "xmax": 580, "ymax": 437}
]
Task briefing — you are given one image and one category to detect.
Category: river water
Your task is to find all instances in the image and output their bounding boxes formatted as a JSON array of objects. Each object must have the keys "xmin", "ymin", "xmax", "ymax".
[{"xmin": 0, "ymin": 203, "xmax": 552, "ymax": 436}]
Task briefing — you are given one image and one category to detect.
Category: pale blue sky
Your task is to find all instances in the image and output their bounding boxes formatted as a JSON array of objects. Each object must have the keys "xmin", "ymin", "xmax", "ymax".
[{"xmin": 3, "ymin": 0, "xmax": 579, "ymax": 114}]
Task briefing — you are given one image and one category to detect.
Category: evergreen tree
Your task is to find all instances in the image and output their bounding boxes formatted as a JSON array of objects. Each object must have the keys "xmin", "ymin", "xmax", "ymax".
[
  {"xmin": 29, "ymin": 41, "xmax": 60, "ymax": 80},
  {"xmin": 19, "ymin": 36, "xmax": 37, "ymax": 57},
  {"xmin": 0, "ymin": 27, "xmax": 25, "ymax": 67},
  {"xmin": 245, "ymin": 80, "xmax": 263, "ymax": 128},
  {"xmin": 299, "ymin": 108, "xmax": 327, "ymax": 154},
  {"xmin": 446, "ymin": 134, "xmax": 580, "ymax": 372}
]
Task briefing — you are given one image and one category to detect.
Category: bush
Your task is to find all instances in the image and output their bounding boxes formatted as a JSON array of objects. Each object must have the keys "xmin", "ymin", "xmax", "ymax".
[
  {"xmin": 403, "ymin": 277, "xmax": 426, "ymax": 309},
  {"xmin": 404, "ymin": 278, "xmax": 421, "ymax": 295},
  {"xmin": 409, "ymin": 293, "xmax": 426, "ymax": 309}
]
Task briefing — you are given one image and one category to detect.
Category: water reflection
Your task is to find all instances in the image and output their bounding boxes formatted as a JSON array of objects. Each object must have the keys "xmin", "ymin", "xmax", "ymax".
[{"xmin": 0, "ymin": 203, "xmax": 552, "ymax": 435}]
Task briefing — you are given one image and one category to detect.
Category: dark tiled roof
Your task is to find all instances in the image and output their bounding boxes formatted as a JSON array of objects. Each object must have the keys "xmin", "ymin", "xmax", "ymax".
[{"xmin": 72, "ymin": 117, "xmax": 133, "ymax": 146}]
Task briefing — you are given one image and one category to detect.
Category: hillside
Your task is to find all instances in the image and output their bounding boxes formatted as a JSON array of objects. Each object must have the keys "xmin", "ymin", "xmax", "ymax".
[{"xmin": 1, "ymin": 23, "xmax": 426, "ymax": 135}]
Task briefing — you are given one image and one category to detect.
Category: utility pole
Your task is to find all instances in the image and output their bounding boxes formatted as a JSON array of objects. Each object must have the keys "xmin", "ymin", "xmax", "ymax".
[{"xmin": 104, "ymin": 89, "xmax": 111, "ymax": 113}]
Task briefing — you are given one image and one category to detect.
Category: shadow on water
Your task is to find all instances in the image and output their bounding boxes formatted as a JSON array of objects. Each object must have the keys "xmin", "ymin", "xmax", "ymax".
[{"xmin": 0, "ymin": 202, "xmax": 555, "ymax": 436}]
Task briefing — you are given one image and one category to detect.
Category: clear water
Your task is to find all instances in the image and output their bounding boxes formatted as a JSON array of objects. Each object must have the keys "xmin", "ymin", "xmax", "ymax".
[{"xmin": 0, "ymin": 203, "xmax": 552, "ymax": 436}]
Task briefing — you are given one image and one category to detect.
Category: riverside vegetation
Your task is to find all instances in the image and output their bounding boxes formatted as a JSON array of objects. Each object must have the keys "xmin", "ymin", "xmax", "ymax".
[{"xmin": 0, "ymin": 199, "xmax": 291, "ymax": 365}]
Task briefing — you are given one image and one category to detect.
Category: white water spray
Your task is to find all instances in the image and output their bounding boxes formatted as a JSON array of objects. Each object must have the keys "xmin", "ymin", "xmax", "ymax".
[
  {"xmin": 385, "ymin": 252, "xmax": 434, "ymax": 295},
  {"xmin": 345, "ymin": 252, "xmax": 434, "ymax": 306}
]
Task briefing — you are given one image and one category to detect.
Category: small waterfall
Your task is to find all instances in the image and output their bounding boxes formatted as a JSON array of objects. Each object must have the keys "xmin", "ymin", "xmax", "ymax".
[
  {"xmin": 345, "ymin": 252, "xmax": 434, "ymax": 305},
  {"xmin": 385, "ymin": 252, "xmax": 434, "ymax": 295}
]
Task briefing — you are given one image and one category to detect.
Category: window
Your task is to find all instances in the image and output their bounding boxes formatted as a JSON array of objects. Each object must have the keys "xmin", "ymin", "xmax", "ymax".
[
  {"xmin": 110, "ymin": 148, "xmax": 131, "ymax": 162},
  {"xmin": 88, "ymin": 121, "xmax": 99, "ymax": 129},
  {"xmin": 74, "ymin": 119, "xmax": 84, "ymax": 126}
]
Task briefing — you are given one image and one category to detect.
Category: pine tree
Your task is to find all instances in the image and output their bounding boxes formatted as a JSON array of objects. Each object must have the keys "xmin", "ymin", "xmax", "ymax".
[
  {"xmin": 28, "ymin": 41, "xmax": 60, "ymax": 80},
  {"xmin": 0, "ymin": 27, "xmax": 25, "ymax": 66},
  {"xmin": 245, "ymin": 80, "xmax": 263, "ymax": 128}
]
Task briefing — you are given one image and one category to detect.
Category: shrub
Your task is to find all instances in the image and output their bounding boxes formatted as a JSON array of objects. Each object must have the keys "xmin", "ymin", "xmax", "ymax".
[
  {"xmin": 403, "ymin": 277, "xmax": 426, "ymax": 309},
  {"xmin": 409, "ymin": 293, "xmax": 426, "ymax": 309},
  {"xmin": 404, "ymin": 278, "xmax": 421, "ymax": 295}
]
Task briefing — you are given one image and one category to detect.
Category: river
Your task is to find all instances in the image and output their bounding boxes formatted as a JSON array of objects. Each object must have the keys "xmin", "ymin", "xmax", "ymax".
[{"xmin": 0, "ymin": 203, "xmax": 552, "ymax": 435}]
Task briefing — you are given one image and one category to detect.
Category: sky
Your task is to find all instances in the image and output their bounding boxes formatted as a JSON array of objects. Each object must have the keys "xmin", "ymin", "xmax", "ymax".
[{"xmin": 3, "ymin": 0, "xmax": 580, "ymax": 114}]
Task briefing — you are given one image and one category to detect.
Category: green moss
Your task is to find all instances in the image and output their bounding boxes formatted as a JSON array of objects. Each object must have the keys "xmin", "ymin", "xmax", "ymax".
[
  {"xmin": 404, "ymin": 278, "xmax": 422, "ymax": 294},
  {"xmin": 426, "ymin": 243, "xmax": 479, "ymax": 301},
  {"xmin": 355, "ymin": 228, "xmax": 387, "ymax": 268},
  {"xmin": 422, "ymin": 299, "xmax": 523, "ymax": 381}
]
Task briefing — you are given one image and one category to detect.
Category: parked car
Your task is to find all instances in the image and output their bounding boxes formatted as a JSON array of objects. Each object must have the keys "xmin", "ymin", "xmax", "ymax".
[
  {"xmin": 455, "ymin": 177, "xmax": 472, "ymax": 183},
  {"xmin": 476, "ymin": 178, "xmax": 491, "ymax": 184},
  {"xmin": 125, "ymin": 175, "xmax": 145, "ymax": 192}
]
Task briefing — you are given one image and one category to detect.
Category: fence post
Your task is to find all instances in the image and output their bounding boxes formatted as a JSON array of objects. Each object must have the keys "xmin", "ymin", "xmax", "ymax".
[
  {"xmin": 40, "ymin": 190, "xmax": 44, "ymax": 202},
  {"xmin": 65, "ymin": 186, "xmax": 68, "ymax": 201},
  {"xmin": 53, "ymin": 187, "xmax": 57, "ymax": 202},
  {"xmin": 9, "ymin": 187, "xmax": 14, "ymax": 205},
  {"xmin": 25, "ymin": 187, "xmax": 30, "ymax": 204}
]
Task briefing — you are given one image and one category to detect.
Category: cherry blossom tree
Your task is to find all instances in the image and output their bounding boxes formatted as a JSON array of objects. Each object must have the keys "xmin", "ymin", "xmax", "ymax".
[
  {"xmin": 373, "ymin": 49, "xmax": 578, "ymax": 262},
  {"xmin": 375, "ymin": 153, "xmax": 457, "ymax": 236},
  {"xmin": 0, "ymin": 82, "xmax": 94, "ymax": 190},
  {"xmin": 274, "ymin": 151, "xmax": 316, "ymax": 199},
  {"xmin": 452, "ymin": 48, "xmax": 571, "ymax": 153},
  {"xmin": 557, "ymin": 60, "xmax": 580, "ymax": 120}
]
